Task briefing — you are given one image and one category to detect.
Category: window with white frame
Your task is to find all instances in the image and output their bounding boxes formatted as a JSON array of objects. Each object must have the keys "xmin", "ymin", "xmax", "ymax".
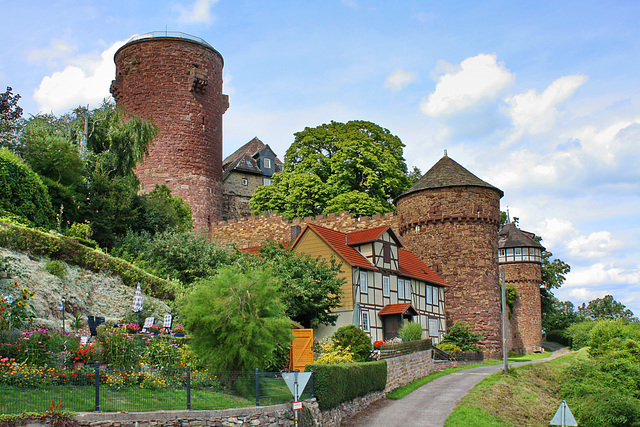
[
  {"xmin": 241, "ymin": 177, "xmax": 248, "ymax": 186},
  {"xmin": 428, "ymin": 318, "xmax": 438, "ymax": 337},
  {"xmin": 426, "ymin": 284, "xmax": 433, "ymax": 304},
  {"xmin": 264, "ymin": 158, "xmax": 272, "ymax": 169},
  {"xmin": 398, "ymin": 278, "xmax": 405, "ymax": 300},
  {"xmin": 263, "ymin": 177, "xmax": 271, "ymax": 185},
  {"xmin": 404, "ymin": 279, "xmax": 411, "ymax": 300},
  {"xmin": 361, "ymin": 310, "xmax": 369, "ymax": 332},
  {"xmin": 432, "ymin": 286, "xmax": 439, "ymax": 305},
  {"xmin": 359, "ymin": 270, "xmax": 368, "ymax": 294},
  {"xmin": 382, "ymin": 276, "xmax": 390, "ymax": 297}
]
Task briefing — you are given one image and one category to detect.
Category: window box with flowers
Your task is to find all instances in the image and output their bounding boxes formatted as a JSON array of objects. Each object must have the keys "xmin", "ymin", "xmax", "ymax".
[{"xmin": 171, "ymin": 326, "xmax": 185, "ymax": 337}]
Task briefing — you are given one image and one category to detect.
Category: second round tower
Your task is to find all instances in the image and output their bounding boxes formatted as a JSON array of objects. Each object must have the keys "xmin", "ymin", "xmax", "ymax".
[{"xmin": 395, "ymin": 153, "xmax": 504, "ymax": 356}]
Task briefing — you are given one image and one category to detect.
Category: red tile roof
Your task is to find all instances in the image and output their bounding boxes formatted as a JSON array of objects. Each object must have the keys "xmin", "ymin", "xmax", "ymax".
[
  {"xmin": 293, "ymin": 224, "xmax": 448, "ymax": 287},
  {"xmin": 302, "ymin": 224, "xmax": 376, "ymax": 269},
  {"xmin": 378, "ymin": 303, "xmax": 418, "ymax": 316},
  {"xmin": 398, "ymin": 249, "xmax": 448, "ymax": 286},
  {"xmin": 346, "ymin": 226, "xmax": 389, "ymax": 245}
]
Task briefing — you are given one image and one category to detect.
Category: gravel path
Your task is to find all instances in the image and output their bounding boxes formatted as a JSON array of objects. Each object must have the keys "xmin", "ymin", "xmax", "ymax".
[{"xmin": 342, "ymin": 344, "xmax": 569, "ymax": 427}]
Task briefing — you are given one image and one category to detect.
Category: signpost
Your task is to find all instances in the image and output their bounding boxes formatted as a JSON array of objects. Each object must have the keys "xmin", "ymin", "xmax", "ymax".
[
  {"xmin": 550, "ymin": 400, "xmax": 578, "ymax": 426},
  {"xmin": 282, "ymin": 371, "xmax": 312, "ymax": 427}
]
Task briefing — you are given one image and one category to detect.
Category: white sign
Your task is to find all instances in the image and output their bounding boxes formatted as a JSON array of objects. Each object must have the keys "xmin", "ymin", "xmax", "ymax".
[
  {"xmin": 282, "ymin": 372, "xmax": 312, "ymax": 401},
  {"xmin": 550, "ymin": 400, "xmax": 578, "ymax": 426},
  {"xmin": 292, "ymin": 401, "xmax": 303, "ymax": 411}
]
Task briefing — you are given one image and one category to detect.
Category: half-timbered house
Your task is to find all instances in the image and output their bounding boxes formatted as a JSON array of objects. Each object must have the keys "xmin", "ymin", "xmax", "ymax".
[{"xmin": 291, "ymin": 223, "xmax": 449, "ymax": 343}]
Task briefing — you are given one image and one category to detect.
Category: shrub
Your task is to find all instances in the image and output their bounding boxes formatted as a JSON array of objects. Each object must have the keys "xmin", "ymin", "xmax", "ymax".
[
  {"xmin": 315, "ymin": 338, "xmax": 354, "ymax": 364},
  {"xmin": 0, "ymin": 149, "xmax": 56, "ymax": 228},
  {"xmin": 398, "ymin": 321, "xmax": 423, "ymax": 342},
  {"xmin": 437, "ymin": 343, "xmax": 461, "ymax": 353},
  {"xmin": 306, "ymin": 360, "xmax": 387, "ymax": 409},
  {"xmin": 545, "ymin": 329, "xmax": 571, "ymax": 347},
  {"xmin": 441, "ymin": 321, "xmax": 484, "ymax": 351},
  {"xmin": 332, "ymin": 325, "xmax": 372, "ymax": 362},
  {"xmin": 565, "ymin": 320, "xmax": 596, "ymax": 350},
  {"xmin": 45, "ymin": 260, "xmax": 67, "ymax": 278}
]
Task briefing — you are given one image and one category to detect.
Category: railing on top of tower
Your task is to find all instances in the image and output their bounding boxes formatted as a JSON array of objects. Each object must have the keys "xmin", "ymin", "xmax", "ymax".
[{"xmin": 125, "ymin": 32, "xmax": 215, "ymax": 50}]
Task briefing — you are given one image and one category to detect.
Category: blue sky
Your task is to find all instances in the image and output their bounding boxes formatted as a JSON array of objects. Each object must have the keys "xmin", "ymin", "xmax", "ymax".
[{"xmin": 2, "ymin": 0, "xmax": 639, "ymax": 316}]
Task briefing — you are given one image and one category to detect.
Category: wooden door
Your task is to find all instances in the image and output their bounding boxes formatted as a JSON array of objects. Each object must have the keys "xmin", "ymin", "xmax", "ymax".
[{"xmin": 289, "ymin": 329, "xmax": 314, "ymax": 372}]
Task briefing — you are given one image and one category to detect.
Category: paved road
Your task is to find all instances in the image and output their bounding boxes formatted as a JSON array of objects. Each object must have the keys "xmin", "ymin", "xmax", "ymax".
[{"xmin": 344, "ymin": 345, "xmax": 569, "ymax": 427}]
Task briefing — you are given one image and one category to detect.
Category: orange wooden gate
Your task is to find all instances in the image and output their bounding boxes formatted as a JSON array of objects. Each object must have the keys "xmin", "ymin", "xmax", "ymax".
[{"xmin": 289, "ymin": 329, "xmax": 314, "ymax": 372}]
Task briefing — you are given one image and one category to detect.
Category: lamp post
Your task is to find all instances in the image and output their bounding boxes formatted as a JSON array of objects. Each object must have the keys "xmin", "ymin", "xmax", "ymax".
[{"xmin": 56, "ymin": 297, "xmax": 66, "ymax": 335}]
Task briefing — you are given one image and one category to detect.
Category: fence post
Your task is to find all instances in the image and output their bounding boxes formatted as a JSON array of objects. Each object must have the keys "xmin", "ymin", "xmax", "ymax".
[
  {"xmin": 186, "ymin": 365, "xmax": 191, "ymax": 411},
  {"xmin": 94, "ymin": 361, "xmax": 100, "ymax": 412},
  {"xmin": 255, "ymin": 368, "xmax": 260, "ymax": 406}
]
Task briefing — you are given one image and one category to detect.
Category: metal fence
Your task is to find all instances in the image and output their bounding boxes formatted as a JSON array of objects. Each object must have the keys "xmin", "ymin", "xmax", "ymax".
[{"xmin": 0, "ymin": 363, "xmax": 314, "ymax": 414}]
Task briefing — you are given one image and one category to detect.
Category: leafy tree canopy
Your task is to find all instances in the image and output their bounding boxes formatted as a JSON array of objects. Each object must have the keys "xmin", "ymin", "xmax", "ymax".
[
  {"xmin": 180, "ymin": 266, "xmax": 293, "ymax": 371},
  {"xmin": 252, "ymin": 241, "xmax": 343, "ymax": 327},
  {"xmin": 250, "ymin": 120, "xmax": 413, "ymax": 219},
  {"xmin": 579, "ymin": 295, "xmax": 636, "ymax": 321},
  {"xmin": 0, "ymin": 87, "xmax": 23, "ymax": 150}
]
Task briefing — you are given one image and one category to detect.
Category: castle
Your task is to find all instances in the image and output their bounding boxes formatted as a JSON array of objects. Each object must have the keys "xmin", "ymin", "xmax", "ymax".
[{"xmin": 110, "ymin": 32, "xmax": 543, "ymax": 356}]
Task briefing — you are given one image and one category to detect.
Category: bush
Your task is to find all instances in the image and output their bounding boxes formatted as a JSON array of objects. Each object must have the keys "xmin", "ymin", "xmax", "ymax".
[
  {"xmin": 565, "ymin": 320, "xmax": 596, "ymax": 350},
  {"xmin": 437, "ymin": 343, "xmax": 461, "ymax": 353},
  {"xmin": 306, "ymin": 360, "xmax": 387, "ymax": 409},
  {"xmin": 398, "ymin": 321, "xmax": 423, "ymax": 342},
  {"xmin": 332, "ymin": 325, "xmax": 372, "ymax": 362},
  {"xmin": 315, "ymin": 338, "xmax": 354, "ymax": 364},
  {"xmin": 545, "ymin": 329, "xmax": 571, "ymax": 347},
  {"xmin": 0, "ymin": 149, "xmax": 56, "ymax": 228},
  {"xmin": 45, "ymin": 260, "xmax": 67, "ymax": 278},
  {"xmin": 441, "ymin": 321, "xmax": 484, "ymax": 351}
]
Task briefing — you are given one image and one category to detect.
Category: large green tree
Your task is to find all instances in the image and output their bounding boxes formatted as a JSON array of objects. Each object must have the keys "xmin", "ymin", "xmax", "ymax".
[
  {"xmin": 252, "ymin": 242, "xmax": 343, "ymax": 327},
  {"xmin": 0, "ymin": 87, "xmax": 23, "ymax": 151},
  {"xmin": 250, "ymin": 120, "xmax": 413, "ymax": 219},
  {"xmin": 579, "ymin": 295, "xmax": 636, "ymax": 321},
  {"xmin": 180, "ymin": 266, "xmax": 293, "ymax": 371}
]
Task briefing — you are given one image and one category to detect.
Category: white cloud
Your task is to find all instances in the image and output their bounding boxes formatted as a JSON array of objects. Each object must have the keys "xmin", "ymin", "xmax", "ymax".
[
  {"xmin": 420, "ymin": 53, "xmax": 515, "ymax": 117},
  {"xmin": 177, "ymin": 0, "xmax": 219, "ymax": 24},
  {"xmin": 535, "ymin": 218, "xmax": 624, "ymax": 259},
  {"xmin": 505, "ymin": 75, "xmax": 588, "ymax": 135},
  {"xmin": 28, "ymin": 39, "xmax": 76, "ymax": 66},
  {"xmin": 385, "ymin": 68, "xmax": 417, "ymax": 91},
  {"xmin": 34, "ymin": 40, "xmax": 125, "ymax": 114},
  {"xmin": 564, "ymin": 263, "xmax": 640, "ymax": 289}
]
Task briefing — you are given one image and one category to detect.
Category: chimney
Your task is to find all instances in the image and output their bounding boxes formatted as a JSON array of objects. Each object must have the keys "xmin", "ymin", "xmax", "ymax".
[{"xmin": 291, "ymin": 225, "xmax": 302, "ymax": 243}]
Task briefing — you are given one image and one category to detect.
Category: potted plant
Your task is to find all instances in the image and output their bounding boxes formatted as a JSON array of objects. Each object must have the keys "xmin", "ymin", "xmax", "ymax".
[{"xmin": 172, "ymin": 325, "xmax": 185, "ymax": 337}]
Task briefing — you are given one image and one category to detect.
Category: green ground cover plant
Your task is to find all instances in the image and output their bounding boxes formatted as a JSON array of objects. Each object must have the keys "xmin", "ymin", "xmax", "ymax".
[{"xmin": 445, "ymin": 350, "xmax": 583, "ymax": 427}]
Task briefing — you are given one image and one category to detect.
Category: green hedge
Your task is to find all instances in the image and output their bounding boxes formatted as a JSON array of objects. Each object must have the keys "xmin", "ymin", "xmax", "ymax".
[
  {"xmin": 306, "ymin": 360, "xmax": 387, "ymax": 410},
  {"xmin": 0, "ymin": 222, "xmax": 175, "ymax": 300}
]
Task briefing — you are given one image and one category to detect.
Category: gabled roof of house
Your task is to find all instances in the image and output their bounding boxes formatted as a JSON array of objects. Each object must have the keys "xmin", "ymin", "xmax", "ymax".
[
  {"xmin": 292, "ymin": 224, "xmax": 449, "ymax": 287},
  {"xmin": 398, "ymin": 249, "xmax": 448, "ymax": 286},
  {"xmin": 346, "ymin": 225, "xmax": 403, "ymax": 247},
  {"xmin": 378, "ymin": 303, "xmax": 418, "ymax": 316},
  {"xmin": 498, "ymin": 222, "xmax": 545, "ymax": 250},
  {"xmin": 396, "ymin": 153, "xmax": 503, "ymax": 200},
  {"xmin": 298, "ymin": 224, "xmax": 376, "ymax": 269}
]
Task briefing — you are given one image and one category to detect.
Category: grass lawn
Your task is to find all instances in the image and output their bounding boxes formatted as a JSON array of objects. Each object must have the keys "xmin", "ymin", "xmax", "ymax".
[
  {"xmin": 444, "ymin": 349, "xmax": 585, "ymax": 427},
  {"xmin": 0, "ymin": 386, "xmax": 253, "ymax": 414}
]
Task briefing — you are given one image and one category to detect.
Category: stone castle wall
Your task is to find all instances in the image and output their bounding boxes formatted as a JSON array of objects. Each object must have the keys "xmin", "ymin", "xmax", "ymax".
[
  {"xmin": 210, "ymin": 210, "xmax": 398, "ymax": 248},
  {"xmin": 396, "ymin": 186, "xmax": 503, "ymax": 357},
  {"xmin": 503, "ymin": 262, "xmax": 543, "ymax": 353},
  {"xmin": 112, "ymin": 37, "xmax": 229, "ymax": 233}
]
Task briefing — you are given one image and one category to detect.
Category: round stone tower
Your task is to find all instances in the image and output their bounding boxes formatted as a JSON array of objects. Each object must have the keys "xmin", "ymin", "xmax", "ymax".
[
  {"xmin": 110, "ymin": 32, "xmax": 229, "ymax": 233},
  {"xmin": 395, "ymin": 153, "xmax": 504, "ymax": 357},
  {"xmin": 498, "ymin": 222, "xmax": 545, "ymax": 354}
]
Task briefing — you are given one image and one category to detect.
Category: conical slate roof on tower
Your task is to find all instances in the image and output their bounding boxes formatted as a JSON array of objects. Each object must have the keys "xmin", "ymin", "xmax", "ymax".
[
  {"xmin": 397, "ymin": 152, "xmax": 503, "ymax": 200},
  {"xmin": 498, "ymin": 222, "xmax": 545, "ymax": 250}
]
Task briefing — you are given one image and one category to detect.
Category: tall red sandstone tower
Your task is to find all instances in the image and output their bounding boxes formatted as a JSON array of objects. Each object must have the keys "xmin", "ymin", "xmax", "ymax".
[
  {"xmin": 395, "ymin": 153, "xmax": 504, "ymax": 356},
  {"xmin": 499, "ymin": 222, "xmax": 545, "ymax": 354},
  {"xmin": 110, "ymin": 32, "xmax": 229, "ymax": 232}
]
